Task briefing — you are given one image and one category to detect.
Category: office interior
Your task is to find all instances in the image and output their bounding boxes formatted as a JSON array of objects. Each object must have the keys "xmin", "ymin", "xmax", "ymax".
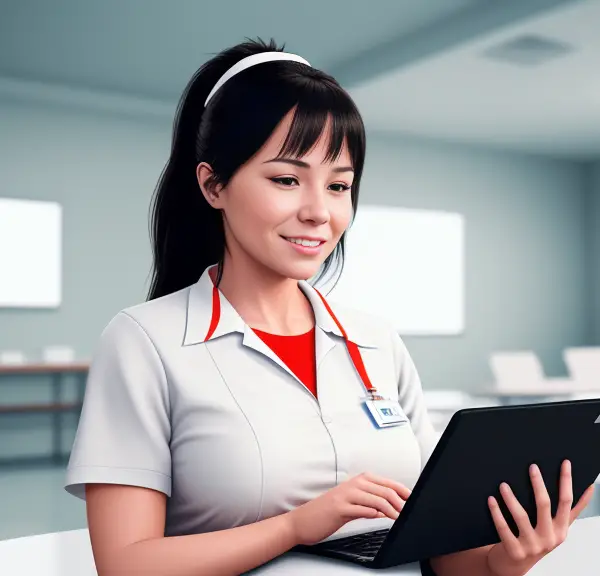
[{"xmin": 1, "ymin": 0, "xmax": 600, "ymax": 543}]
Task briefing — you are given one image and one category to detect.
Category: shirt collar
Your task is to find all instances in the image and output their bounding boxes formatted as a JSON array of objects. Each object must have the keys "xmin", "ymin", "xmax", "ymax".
[{"xmin": 182, "ymin": 266, "xmax": 379, "ymax": 348}]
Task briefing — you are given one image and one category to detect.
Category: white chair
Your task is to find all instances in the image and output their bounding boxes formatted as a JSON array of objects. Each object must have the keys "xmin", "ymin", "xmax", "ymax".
[
  {"xmin": 563, "ymin": 347, "xmax": 600, "ymax": 390},
  {"xmin": 422, "ymin": 390, "xmax": 471, "ymax": 412},
  {"xmin": 490, "ymin": 351, "xmax": 546, "ymax": 390},
  {"xmin": 0, "ymin": 529, "xmax": 96, "ymax": 575},
  {"xmin": 422, "ymin": 389, "xmax": 498, "ymax": 433},
  {"xmin": 0, "ymin": 350, "xmax": 26, "ymax": 365},
  {"xmin": 489, "ymin": 351, "xmax": 574, "ymax": 392},
  {"xmin": 42, "ymin": 346, "xmax": 76, "ymax": 364}
]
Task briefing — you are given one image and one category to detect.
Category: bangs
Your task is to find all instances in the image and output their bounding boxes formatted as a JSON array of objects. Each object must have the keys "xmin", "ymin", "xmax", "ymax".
[
  {"xmin": 276, "ymin": 87, "xmax": 365, "ymax": 171},
  {"xmin": 272, "ymin": 84, "xmax": 366, "ymax": 292}
]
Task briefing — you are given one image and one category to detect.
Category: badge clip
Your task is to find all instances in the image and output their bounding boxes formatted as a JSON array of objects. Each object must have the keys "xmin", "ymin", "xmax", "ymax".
[{"xmin": 363, "ymin": 390, "xmax": 409, "ymax": 428}]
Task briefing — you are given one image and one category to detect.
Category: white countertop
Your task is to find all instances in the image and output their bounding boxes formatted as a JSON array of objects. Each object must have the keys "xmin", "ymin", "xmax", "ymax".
[{"xmin": 0, "ymin": 516, "xmax": 598, "ymax": 575}]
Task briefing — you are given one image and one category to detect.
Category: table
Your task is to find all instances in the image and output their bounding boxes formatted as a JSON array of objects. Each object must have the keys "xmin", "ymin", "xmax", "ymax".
[
  {"xmin": 472, "ymin": 387, "xmax": 600, "ymax": 406},
  {"xmin": 0, "ymin": 528, "xmax": 420, "ymax": 576},
  {"xmin": 0, "ymin": 516, "xmax": 598, "ymax": 576},
  {"xmin": 0, "ymin": 363, "xmax": 89, "ymax": 463}
]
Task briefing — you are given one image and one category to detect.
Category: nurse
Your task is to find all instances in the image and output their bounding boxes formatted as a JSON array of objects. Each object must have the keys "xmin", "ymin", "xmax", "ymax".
[{"xmin": 65, "ymin": 38, "xmax": 594, "ymax": 576}]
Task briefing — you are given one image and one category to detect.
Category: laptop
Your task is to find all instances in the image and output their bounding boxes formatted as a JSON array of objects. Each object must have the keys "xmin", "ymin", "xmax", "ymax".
[{"xmin": 293, "ymin": 398, "xmax": 600, "ymax": 569}]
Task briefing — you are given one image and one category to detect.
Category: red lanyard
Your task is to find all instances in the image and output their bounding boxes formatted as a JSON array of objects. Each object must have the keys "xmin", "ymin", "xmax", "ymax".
[
  {"xmin": 205, "ymin": 283, "xmax": 380, "ymax": 399},
  {"xmin": 313, "ymin": 288, "xmax": 381, "ymax": 399}
]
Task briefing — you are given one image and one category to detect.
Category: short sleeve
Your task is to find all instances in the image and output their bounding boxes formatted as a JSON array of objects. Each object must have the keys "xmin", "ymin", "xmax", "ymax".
[
  {"xmin": 65, "ymin": 311, "xmax": 172, "ymax": 500},
  {"xmin": 392, "ymin": 330, "xmax": 440, "ymax": 468}
]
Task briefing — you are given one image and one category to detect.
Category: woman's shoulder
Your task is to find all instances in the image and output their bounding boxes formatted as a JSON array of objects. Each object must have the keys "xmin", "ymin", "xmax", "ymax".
[
  {"xmin": 325, "ymin": 299, "xmax": 400, "ymax": 349},
  {"xmin": 100, "ymin": 285, "xmax": 193, "ymax": 347}
]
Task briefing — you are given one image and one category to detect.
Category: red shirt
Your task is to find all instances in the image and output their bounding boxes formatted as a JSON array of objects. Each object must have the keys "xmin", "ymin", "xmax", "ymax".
[{"xmin": 252, "ymin": 327, "xmax": 317, "ymax": 398}]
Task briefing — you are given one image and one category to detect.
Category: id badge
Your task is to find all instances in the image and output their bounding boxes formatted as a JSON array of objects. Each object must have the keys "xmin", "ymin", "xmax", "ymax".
[{"xmin": 364, "ymin": 398, "xmax": 409, "ymax": 428}]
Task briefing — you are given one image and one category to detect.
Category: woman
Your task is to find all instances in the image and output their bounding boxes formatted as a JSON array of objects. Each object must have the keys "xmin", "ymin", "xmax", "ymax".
[{"xmin": 65, "ymin": 38, "xmax": 594, "ymax": 576}]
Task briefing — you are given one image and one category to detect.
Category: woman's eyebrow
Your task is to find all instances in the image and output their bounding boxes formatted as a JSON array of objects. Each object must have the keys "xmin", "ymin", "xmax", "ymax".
[{"xmin": 263, "ymin": 157, "xmax": 354, "ymax": 173}]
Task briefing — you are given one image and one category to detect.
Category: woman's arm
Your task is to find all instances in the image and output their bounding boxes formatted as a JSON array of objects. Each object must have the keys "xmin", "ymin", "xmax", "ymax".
[
  {"xmin": 87, "ymin": 471, "xmax": 415, "ymax": 576},
  {"xmin": 87, "ymin": 483, "xmax": 298, "ymax": 576}
]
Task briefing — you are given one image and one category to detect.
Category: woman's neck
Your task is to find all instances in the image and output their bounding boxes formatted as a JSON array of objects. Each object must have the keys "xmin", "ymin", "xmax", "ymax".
[{"xmin": 212, "ymin": 257, "xmax": 315, "ymax": 336}]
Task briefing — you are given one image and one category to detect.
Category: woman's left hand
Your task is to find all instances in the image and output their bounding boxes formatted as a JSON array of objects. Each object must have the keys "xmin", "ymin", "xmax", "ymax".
[{"xmin": 485, "ymin": 460, "xmax": 595, "ymax": 576}]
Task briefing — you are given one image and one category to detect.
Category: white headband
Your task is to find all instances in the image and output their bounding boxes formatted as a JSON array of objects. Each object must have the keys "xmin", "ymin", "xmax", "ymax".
[{"xmin": 204, "ymin": 51, "xmax": 311, "ymax": 107}]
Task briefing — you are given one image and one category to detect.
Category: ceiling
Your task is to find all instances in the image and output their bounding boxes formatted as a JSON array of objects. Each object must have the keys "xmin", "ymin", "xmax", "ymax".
[
  {"xmin": 350, "ymin": 0, "xmax": 600, "ymax": 159},
  {"xmin": 0, "ymin": 0, "xmax": 597, "ymax": 159},
  {"xmin": 0, "ymin": 0, "xmax": 480, "ymax": 101}
]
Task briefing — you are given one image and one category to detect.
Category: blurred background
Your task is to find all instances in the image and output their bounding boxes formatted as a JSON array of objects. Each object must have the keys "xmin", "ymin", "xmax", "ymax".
[{"xmin": 1, "ymin": 0, "xmax": 600, "ymax": 541}]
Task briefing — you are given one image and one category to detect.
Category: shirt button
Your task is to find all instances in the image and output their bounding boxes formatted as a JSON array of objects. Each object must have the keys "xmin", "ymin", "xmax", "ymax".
[{"xmin": 321, "ymin": 414, "xmax": 332, "ymax": 424}]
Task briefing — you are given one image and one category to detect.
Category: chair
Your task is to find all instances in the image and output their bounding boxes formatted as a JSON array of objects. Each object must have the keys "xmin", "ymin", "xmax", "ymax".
[
  {"xmin": 42, "ymin": 346, "xmax": 76, "ymax": 364},
  {"xmin": 0, "ymin": 529, "xmax": 96, "ymax": 575},
  {"xmin": 422, "ymin": 390, "xmax": 471, "ymax": 412},
  {"xmin": 489, "ymin": 351, "xmax": 546, "ymax": 390},
  {"xmin": 422, "ymin": 389, "xmax": 498, "ymax": 432},
  {"xmin": 563, "ymin": 347, "xmax": 600, "ymax": 390},
  {"xmin": 0, "ymin": 350, "xmax": 26, "ymax": 365},
  {"xmin": 489, "ymin": 351, "xmax": 573, "ymax": 392}
]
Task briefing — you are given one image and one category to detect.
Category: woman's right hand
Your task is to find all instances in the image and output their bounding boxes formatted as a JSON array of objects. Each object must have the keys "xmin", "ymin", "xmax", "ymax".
[{"xmin": 285, "ymin": 472, "xmax": 412, "ymax": 546}]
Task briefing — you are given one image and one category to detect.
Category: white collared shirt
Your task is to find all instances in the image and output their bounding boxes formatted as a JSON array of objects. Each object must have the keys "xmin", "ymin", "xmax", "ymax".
[{"xmin": 65, "ymin": 266, "xmax": 439, "ymax": 537}]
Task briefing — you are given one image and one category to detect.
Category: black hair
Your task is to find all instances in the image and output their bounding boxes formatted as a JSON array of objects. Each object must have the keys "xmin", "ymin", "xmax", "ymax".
[{"xmin": 147, "ymin": 37, "xmax": 366, "ymax": 301}]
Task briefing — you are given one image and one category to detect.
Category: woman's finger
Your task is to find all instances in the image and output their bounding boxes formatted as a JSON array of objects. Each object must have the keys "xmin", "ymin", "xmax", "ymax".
[
  {"xmin": 554, "ymin": 460, "xmax": 574, "ymax": 528},
  {"xmin": 351, "ymin": 489, "xmax": 400, "ymax": 520},
  {"xmin": 488, "ymin": 496, "xmax": 522, "ymax": 557},
  {"xmin": 361, "ymin": 472, "xmax": 412, "ymax": 501},
  {"xmin": 570, "ymin": 484, "xmax": 595, "ymax": 524},
  {"xmin": 530, "ymin": 464, "xmax": 554, "ymax": 538},
  {"xmin": 344, "ymin": 504, "xmax": 387, "ymax": 520},
  {"xmin": 499, "ymin": 482, "xmax": 538, "ymax": 544},
  {"xmin": 362, "ymin": 481, "xmax": 407, "ymax": 513}
]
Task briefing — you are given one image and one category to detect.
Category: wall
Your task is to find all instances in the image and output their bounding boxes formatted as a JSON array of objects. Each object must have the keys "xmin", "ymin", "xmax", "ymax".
[
  {"xmin": 0, "ymin": 100, "xmax": 171, "ymax": 459},
  {"xmin": 0, "ymin": 102, "xmax": 171, "ymax": 356},
  {"xmin": 0, "ymin": 101, "xmax": 592, "ymax": 458},
  {"xmin": 590, "ymin": 162, "xmax": 600, "ymax": 344},
  {"xmin": 361, "ymin": 132, "xmax": 590, "ymax": 392}
]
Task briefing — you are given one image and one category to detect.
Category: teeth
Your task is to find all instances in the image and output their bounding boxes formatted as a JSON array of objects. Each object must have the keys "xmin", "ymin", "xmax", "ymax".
[{"xmin": 287, "ymin": 238, "xmax": 321, "ymax": 247}]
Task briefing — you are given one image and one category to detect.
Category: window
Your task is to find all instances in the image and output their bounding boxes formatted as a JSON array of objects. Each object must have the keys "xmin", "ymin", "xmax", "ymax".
[
  {"xmin": 323, "ymin": 205, "xmax": 465, "ymax": 335},
  {"xmin": 0, "ymin": 198, "xmax": 62, "ymax": 308}
]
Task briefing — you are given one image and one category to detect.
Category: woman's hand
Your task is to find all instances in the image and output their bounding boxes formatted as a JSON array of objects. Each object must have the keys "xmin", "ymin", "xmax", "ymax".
[
  {"xmin": 486, "ymin": 460, "xmax": 595, "ymax": 576},
  {"xmin": 285, "ymin": 472, "xmax": 412, "ymax": 546}
]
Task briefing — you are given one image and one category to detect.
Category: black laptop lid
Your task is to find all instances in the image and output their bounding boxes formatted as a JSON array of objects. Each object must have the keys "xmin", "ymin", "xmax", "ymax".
[{"xmin": 375, "ymin": 399, "xmax": 600, "ymax": 568}]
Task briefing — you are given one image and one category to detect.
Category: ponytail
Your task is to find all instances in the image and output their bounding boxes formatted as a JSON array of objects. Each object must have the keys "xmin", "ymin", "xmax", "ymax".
[{"xmin": 146, "ymin": 60, "xmax": 226, "ymax": 300}]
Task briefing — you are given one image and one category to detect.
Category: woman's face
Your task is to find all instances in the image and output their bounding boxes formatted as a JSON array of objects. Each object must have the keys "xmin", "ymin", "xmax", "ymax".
[{"xmin": 198, "ymin": 110, "xmax": 355, "ymax": 281}]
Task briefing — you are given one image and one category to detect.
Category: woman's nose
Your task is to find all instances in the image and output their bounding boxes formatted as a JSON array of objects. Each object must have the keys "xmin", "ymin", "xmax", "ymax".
[{"xmin": 298, "ymin": 189, "xmax": 330, "ymax": 225}]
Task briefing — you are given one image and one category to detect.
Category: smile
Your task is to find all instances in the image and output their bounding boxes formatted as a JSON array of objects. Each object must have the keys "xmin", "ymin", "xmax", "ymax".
[
  {"xmin": 282, "ymin": 236, "xmax": 326, "ymax": 255},
  {"xmin": 284, "ymin": 237, "xmax": 324, "ymax": 247}
]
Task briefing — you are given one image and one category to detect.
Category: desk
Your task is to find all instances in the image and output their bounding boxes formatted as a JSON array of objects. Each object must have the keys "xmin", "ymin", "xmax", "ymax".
[
  {"xmin": 473, "ymin": 387, "xmax": 600, "ymax": 406},
  {"xmin": 0, "ymin": 517, "xmax": 598, "ymax": 576},
  {"xmin": 0, "ymin": 529, "xmax": 421, "ymax": 576},
  {"xmin": 0, "ymin": 363, "xmax": 89, "ymax": 463}
]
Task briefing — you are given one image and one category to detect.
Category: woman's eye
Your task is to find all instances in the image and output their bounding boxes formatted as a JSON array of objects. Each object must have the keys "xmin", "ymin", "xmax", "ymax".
[
  {"xmin": 270, "ymin": 178, "xmax": 350, "ymax": 192},
  {"xmin": 271, "ymin": 177, "xmax": 298, "ymax": 186},
  {"xmin": 330, "ymin": 183, "xmax": 351, "ymax": 193}
]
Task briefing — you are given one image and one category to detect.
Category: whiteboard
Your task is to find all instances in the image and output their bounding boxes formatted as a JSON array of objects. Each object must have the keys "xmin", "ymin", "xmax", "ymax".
[
  {"xmin": 322, "ymin": 205, "xmax": 465, "ymax": 335},
  {"xmin": 0, "ymin": 198, "xmax": 62, "ymax": 308}
]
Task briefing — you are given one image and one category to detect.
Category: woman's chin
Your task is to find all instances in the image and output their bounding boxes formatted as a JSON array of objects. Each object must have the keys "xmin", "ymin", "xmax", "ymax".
[{"xmin": 277, "ymin": 262, "xmax": 324, "ymax": 282}]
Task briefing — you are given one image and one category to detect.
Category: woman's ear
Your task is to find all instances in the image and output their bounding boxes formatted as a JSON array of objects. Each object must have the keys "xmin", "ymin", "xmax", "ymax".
[{"xmin": 196, "ymin": 162, "xmax": 225, "ymax": 208}]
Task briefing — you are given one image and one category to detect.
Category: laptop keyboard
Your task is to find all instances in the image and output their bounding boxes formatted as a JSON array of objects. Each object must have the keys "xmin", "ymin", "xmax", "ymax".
[{"xmin": 318, "ymin": 528, "xmax": 390, "ymax": 562}]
